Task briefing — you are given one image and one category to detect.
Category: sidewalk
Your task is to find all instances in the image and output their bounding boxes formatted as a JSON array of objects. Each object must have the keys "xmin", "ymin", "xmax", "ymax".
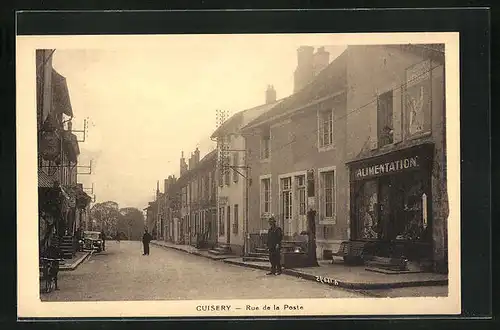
[
  {"xmin": 224, "ymin": 258, "xmax": 448, "ymax": 291},
  {"xmin": 151, "ymin": 240, "xmax": 238, "ymax": 260},
  {"xmin": 59, "ymin": 251, "xmax": 91, "ymax": 271},
  {"xmin": 151, "ymin": 240, "xmax": 448, "ymax": 295}
]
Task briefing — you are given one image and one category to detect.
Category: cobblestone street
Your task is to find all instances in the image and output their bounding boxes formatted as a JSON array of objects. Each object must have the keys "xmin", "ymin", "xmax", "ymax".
[{"xmin": 41, "ymin": 241, "xmax": 364, "ymax": 301}]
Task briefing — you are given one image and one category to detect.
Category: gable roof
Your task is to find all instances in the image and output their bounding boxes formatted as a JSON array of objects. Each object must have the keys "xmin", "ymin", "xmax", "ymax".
[
  {"xmin": 382, "ymin": 44, "xmax": 445, "ymax": 65},
  {"xmin": 210, "ymin": 99, "xmax": 284, "ymax": 138},
  {"xmin": 242, "ymin": 50, "xmax": 348, "ymax": 131}
]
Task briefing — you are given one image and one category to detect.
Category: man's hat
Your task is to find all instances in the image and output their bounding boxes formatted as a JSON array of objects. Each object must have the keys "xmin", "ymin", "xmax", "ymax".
[{"xmin": 268, "ymin": 215, "xmax": 276, "ymax": 222}]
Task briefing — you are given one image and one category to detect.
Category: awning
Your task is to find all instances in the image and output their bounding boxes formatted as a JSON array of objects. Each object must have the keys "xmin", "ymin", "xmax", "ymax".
[
  {"xmin": 38, "ymin": 171, "xmax": 55, "ymax": 188},
  {"xmin": 52, "ymin": 69, "xmax": 73, "ymax": 117}
]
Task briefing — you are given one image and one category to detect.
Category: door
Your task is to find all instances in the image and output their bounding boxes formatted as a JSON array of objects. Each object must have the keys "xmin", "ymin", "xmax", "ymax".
[
  {"xmin": 295, "ymin": 175, "xmax": 307, "ymax": 235},
  {"xmin": 226, "ymin": 205, "xmax": 231, "ymax": 244},
  {"xmin": 378, "ymin": 176, "xmax": 393, "ymax": 242}
]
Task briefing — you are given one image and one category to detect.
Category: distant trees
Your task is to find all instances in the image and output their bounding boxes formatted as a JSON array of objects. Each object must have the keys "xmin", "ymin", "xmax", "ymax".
[
  {"xmin": 90, "ymin": 202, "xmax": 144, "ymax": 240},
  {"xmin": 118, "ymin": 207, "xmax": 145, "ymax": 241}
]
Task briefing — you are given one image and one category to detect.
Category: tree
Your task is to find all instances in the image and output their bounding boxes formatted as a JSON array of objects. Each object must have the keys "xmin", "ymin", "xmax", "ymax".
[
  {"xmin": 90, "ymin": 201, "xmax": 121, "ymax": 237},
  {"xmin": 118, "ymin": 207, "xmax": 145, "ymax": 241}
]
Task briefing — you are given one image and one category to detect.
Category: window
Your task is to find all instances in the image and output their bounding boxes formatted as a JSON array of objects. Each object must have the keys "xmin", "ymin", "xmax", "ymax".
[
  {"xmin": 260, "ymin": 128, "xmax": 270, "ymax": 159},
  {"xmin": 227, "ymin": 205, "xmax": 231, "ymax": 236},
  {"xmin": 322, "ymin": 225, "xmax": 333, "ymax": 239},
  {"xmin": 233, "ymin": 153, "xmax": 239, "ymax": 182},
  {"xmin": 219, "ymin": 207, "xmax": 225, "ymax": 235},
  {"xmin": 261, "ymin": 178, "xmax": 271, "ymax": 214},
  {"xmin": 218, "ymin": 168, "xmax": 223, "ymax": 187},
  {"xmin": 200, "ymin": 177, "xmax": 204, "ymax": 200},
  {"xmin": 377, "ymin": 90, "xmax": 394, "ymax": 147},
  {"xmin": 224, "ymin": 156, "xmax": 231, "ymax": 186},
  {"xmin": 233, "ymin": 204, "xmax": 239, "ymax": 234},
  {"xmin": 319, "ymin": 110, "xmax": 333, "ymax": 147},
  {"xmin": 296, "ymin": 175, "xmax": 306, "ymax": 215},
  {"xmin": 320, "ymin": 170, "xmax": 336, "ymax": 223},
  {"xmin": 281, "ymin": 177, "xmax": 292, "ymax": 221}
]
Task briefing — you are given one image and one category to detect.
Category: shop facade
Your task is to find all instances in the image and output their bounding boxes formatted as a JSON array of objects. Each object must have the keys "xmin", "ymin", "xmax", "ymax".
[
  {"xmin": 348, "ymin": 143, "xmax": 434, "ymax": 262},
  {"xmin": 344, "ymin": 44, "xmax": 447, "ymax": 272}
]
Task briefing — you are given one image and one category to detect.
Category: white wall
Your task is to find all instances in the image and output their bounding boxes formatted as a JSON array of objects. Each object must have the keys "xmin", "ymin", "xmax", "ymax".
[{"xmin": 217, "ymin": 134, "xmax": 246, "ymax": 246}]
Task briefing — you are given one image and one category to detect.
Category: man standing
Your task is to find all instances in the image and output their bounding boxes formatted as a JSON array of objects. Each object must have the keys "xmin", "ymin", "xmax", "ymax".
[
  {"xmin": 266, "ymin": 216, "xmax": 283, "ymax": 275},
  {"xmin": 100, "ymin": 231, "xmax": 106, "ymax": 251},
  {"xmin": 142, "ymin": 228, "xmax": 152, "ymax": 256}
]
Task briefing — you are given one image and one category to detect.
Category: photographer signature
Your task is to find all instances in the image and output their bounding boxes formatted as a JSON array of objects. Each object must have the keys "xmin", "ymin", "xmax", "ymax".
[{"xmin": 315, "ymin": 276, "xmax": 339, "ymax": 286}]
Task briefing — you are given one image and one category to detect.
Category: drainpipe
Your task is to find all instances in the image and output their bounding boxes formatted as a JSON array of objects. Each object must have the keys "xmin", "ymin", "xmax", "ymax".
[{"xmin": 244, "ymin": 151, "xmax": 250, "ymax": 257}]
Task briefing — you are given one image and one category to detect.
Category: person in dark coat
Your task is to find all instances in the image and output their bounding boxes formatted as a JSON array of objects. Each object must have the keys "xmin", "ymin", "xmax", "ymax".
[
  {"xmin": 266, "ymin": 216, "xmax": 283, "ymax": 275},
  {"xmin": 142, "ymin": 228, "xmax": 152, "ymax": 256}
]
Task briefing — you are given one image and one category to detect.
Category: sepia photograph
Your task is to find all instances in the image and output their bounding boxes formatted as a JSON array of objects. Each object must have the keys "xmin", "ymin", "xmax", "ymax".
[{"xmin": 17, "ymin": 32, "xmax": 461, "ymax": 318}]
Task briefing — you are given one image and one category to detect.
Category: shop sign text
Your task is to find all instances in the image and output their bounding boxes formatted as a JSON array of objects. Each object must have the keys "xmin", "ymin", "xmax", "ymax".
[{"xmin": 354, "ymin": 156, "xmax": 419, "ymax": 180}]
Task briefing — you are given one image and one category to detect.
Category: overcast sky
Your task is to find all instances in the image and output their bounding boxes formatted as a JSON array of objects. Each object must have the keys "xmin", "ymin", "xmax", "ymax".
[{"xmin": 51, "ymin": 35, "xmax": 346, "ymax": 209}]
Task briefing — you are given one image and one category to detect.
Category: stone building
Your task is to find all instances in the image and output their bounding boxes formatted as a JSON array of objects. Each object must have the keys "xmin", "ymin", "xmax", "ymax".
[
  {"xmin": 344, "ymin": 44, "xmax": 447, "ymax": 272},
  {"xmin": 242, "ymin": 47, "xmax": 346, "ymax": 258},
  {"xmin": 37, "ymin": 49, "xmax": 91, "ymax": 259},
  {"xmin": 210, "ymin": 86, "xmax": 282, "ymax": 255},
  {"xmin": 242, "ymin": 44, "xmax": 448, "ymax": 272}
]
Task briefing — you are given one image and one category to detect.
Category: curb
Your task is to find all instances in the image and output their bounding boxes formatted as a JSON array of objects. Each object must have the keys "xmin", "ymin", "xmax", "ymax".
[
  {"xmin": 223, "ymin": 259, "xmax": 448, "ymax": 290},
  {"xmin": 59, "ymin": 251, "xmax": 91, "ymax": 271},
  {"xmin": 151, "ymin": 242, "xmax": 235, "ymax": 261}
]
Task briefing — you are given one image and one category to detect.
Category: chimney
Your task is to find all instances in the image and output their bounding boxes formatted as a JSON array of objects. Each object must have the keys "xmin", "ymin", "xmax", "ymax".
[
  {"xmin": 293, "ymin": 46, "xmax": 315, "ymax": 93},
  {"xmin": 265, "ymin": 85, "xmax": 276, "ymax": 104},
  {"xmin": 313, "ymin": 47, "xmax": 330, "ymax": 76},
  {"xmin": 180, "ymin": 151, "xmax": 188, "ymax": 175},
  {"xmin": 164, "ymin": 178, "xmax": 169, "ymax": 195},
  {"xmin": 194, "ymin": 147, "xmax": 200, "ymax": 164}
]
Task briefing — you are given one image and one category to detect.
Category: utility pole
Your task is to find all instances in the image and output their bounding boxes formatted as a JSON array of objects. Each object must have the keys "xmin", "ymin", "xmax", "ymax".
[{"xmin": 215, "ymin": 109, "xmax": 252, "ymax": 256}]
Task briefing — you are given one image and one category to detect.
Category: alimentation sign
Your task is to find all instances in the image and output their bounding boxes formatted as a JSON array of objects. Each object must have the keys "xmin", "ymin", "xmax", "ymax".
[
  {"xmin": 350, "ymin": 144, "xmax": 433, "ymax": 181},
  {"xmin": 355, "ymin": 157, "xmax": 419, "ymax": 180}
]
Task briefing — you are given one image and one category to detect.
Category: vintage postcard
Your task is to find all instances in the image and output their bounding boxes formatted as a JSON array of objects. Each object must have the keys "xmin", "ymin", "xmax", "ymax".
[{"xmin": 17, "ymin": 32, "xmax": 461, "ymax": 318}]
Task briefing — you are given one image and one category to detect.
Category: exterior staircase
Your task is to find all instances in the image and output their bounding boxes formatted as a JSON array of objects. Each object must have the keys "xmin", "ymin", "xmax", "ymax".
[
  {"xmin": 243, "ymin": 247, "xmax": 269, "ymax": 262},
  {"xmin": 59, "ymin": 235, "xmax": 75, "ymax": 259},
  {"xmin": 364, "ymin": 256, "xmax": 409, "ymax": 272},
  {"xmin": 208, "ymin": 243, "xmax": 232, "ymax": 256}
]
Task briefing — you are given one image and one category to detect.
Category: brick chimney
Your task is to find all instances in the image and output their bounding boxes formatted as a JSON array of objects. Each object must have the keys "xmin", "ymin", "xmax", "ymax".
[
  {"xmin": 194, "ymin": 147, "xmax": 200, "ymax": 164},
  {"xmin": 180, "ymin": 151, "xmax": 188, "ymax": 176},
  {"xmin": 265, "ymin": 85, "xmax": 276, "ymax": 104},
  {"xmin": 293, "ymin": 46, "xmax": 315, "ymax": 93},
  {"xmin": 188, "ymin": 153, "xmax": 194, "ymax": 170},
  {"xmin": 313, "ymin": 47, "xmax": 330, "ymax": 76}
]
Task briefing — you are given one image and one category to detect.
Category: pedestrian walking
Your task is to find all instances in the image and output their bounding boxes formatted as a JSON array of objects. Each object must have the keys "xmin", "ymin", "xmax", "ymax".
[
  {"xmin": 266, "ymin": 215, "xmax": 283, "ymax": 275},
  {"xmin": 100, "ymin": 231, "xmax": 106, "ymax": 251},
  {"xmin": 142, "ymin": 228, "xmax": 152, "ymax": 256}
]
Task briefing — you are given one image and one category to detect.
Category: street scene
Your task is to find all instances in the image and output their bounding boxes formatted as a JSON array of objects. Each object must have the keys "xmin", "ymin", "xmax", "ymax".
[
  {"xmin": 35, "ymin": 35, "xmax": 450, "ymax": 304},
  {"xmin": 41, "ymin": 241, "xmax": 365, "ymax": 301}
]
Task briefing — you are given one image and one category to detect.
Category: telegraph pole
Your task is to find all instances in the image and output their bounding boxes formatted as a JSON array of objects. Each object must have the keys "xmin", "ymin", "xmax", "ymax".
[{"xmin": 215, "ymin": 109, "xmax": 252, "ymax": 256}]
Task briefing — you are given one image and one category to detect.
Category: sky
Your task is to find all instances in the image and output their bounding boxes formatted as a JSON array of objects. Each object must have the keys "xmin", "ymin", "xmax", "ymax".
[{"xmin": 51, "ymin": 35, "xmax": 346, "ymax": 210}]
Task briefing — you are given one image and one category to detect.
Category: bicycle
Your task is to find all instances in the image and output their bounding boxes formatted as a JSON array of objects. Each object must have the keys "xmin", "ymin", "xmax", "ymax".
[{"xmin": 39, "ymin": 257, "xmax": 64, "ymax": 293}]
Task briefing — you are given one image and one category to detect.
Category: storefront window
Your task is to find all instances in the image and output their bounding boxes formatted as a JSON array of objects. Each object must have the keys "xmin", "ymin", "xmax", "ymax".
[
  {"xmin": 395, "ymin": 178, "xmax": 427, "ymax": 240},
  {"xmin": 355, "ymin": 180, "xmax": 380, "ymax": 239}
]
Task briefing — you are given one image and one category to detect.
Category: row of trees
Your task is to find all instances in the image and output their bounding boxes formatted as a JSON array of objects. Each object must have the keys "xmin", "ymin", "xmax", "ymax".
[{"xmin": 90, "ymin": 201, "xmax": 145, "ymax": 241}]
